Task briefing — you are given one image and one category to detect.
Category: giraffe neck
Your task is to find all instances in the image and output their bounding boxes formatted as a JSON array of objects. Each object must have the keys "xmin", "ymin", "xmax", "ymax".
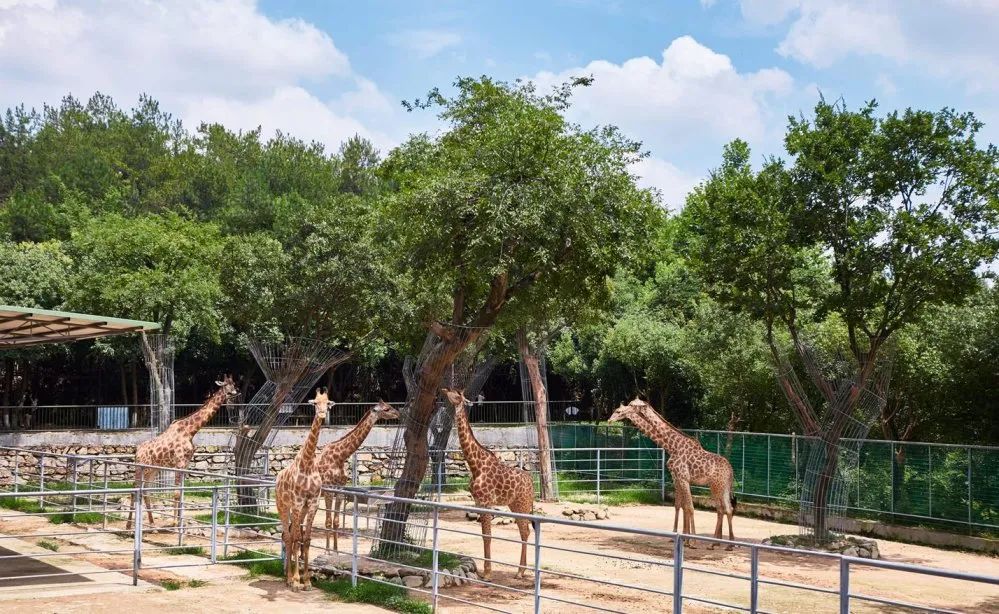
[
  {"xmin": 630, "ymin": 412, "xmax": 692, "ymax": 455},
  {"xmin": 454, "ymin": 402, "xmax": 492, "ymax": 475},
  {"xmin": 324, "ymin": 410, "xmax": 378, "ymax": 462},
  {"xmin": 177, "ymin": 389, "xmax": 226, "ymax": 438},
  {"xmin": 298, "ymin": 410, "xmax": 325, "ymax": 469}
]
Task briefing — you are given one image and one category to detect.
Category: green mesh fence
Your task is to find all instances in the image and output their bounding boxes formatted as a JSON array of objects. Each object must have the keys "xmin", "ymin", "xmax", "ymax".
[{"xmin": 548, "ymin": 424, "xmax": 999, "ymax": 537}]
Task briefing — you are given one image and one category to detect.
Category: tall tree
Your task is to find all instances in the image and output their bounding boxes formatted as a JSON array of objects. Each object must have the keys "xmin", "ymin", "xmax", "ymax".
[
  {"xmin": 686, "ymin": 100, "xmax": 999, "ymax": 538},
  {"xmin": 375, "ymin": 76, "xmax": 657, "ymax": 540}
]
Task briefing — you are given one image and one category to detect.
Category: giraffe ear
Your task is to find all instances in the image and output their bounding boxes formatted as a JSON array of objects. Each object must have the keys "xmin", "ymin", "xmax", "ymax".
[
  {"xmin": 308, "ymin": 399, "xmax": 316, "ymax": 405},
  {"xmin": 215, "ymin": 380, "xmax": 224, "ymax": 387}
]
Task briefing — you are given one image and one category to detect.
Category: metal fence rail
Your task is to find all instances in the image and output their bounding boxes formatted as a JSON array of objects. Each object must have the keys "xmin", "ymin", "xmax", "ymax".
[
  {"xmin": 1, "ymin": 447, "xmax": 998, "ymax": 613},
  {"xmin": 0, "ymin": 400, "xmax": 585, "ymax": 431},
  {"xmin": 551, "ymin": 426, "xmax": 999, "ymax": 537}
]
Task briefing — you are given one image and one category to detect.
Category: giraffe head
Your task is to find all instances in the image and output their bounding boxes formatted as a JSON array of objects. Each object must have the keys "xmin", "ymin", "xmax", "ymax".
[
  {"xmin": 215, "ymin": 374, "xmax": 239, "ymax": 403},
  {"xmin": 372, "ymin": 400, "xmax": 400, "ymax": 421},
  {"xmin": 308, "ymin": 387, "xmax": 332, "ymax": 421},
  {"xmin": 608, "ymin": 397, "xmax": 652, "ymax": 425},
  {"xmin": 442, "ymin": 388, "xmax": 467, "ymax": 408}
]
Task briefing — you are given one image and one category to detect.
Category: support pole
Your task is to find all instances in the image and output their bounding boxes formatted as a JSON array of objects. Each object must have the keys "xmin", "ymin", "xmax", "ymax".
[
  {"xmin": 596, "ymin": 449, "xmax": 601, "ymax": 504},
  {"xmin": 533, "ymin": 520, "xmax": 543, "ymax": 614},
  {"xmin": 210, "ymin": 488, "xmax": 219, "ymax": 563},
  {"xmin": 133, "ymin": 485, "xmax": 143, "ymax": 586},
  {"xmin": 672, "ymin": 530, "xmax": 684, "ymax": 614},
  {"xmin": 750, "ymin": 546, "xmax": 759, "ymax": 613},
  {"xmin": 351, "ymin": 493, "xmax": 359, "ymax": 587},
  {"xmin": 431, "ymin": 506, "xmax": 440, "ymax": 611},
  {"xmin": 839, "ymin": 557, "xmax": 850, "ymax": 614}
]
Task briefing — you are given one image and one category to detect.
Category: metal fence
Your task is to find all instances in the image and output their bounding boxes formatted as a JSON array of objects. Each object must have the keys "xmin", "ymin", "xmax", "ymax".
[
  {"xmin": 0, "ymin": 400, "xmax": 586, "ymax": 431},
  {"xmin": 1, "ymin": 447, "xmax": 997, "ymax": 613},
  {"xmin": 549, "ymin": 426, "xmax": 999, "ymax": 537}
]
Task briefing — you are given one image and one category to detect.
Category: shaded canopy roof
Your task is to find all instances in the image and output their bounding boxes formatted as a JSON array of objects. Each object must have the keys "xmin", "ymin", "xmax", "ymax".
[{"xmin": 0, "ymin": 305, "xmax": 160, "ymax": 349}]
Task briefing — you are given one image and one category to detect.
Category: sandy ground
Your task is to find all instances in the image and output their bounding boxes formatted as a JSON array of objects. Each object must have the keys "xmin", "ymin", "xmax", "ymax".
[
  {"xmin": 427, "ymin": 501, "xmax": 999, "ymax": 614},
  {"xmin": 3, "ymin": 500, "xmax": 998, "ymax": 613}
]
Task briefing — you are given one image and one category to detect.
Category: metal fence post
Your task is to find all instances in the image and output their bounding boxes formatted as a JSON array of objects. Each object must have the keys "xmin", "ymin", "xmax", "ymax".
[
  {"xmin": 766, "ymin": 435, "xmax": 771, "ymax": 498},
  {"xmin": 133, "ymin": 485, "xmax": 143, "ymax": 586},
  {"xmin": 102, "ymin": 461, "xmax": 110, "ymax": 530},
  {"xmin": 39, "ymin": 453, "xmax": 46, "ymax": 509},
  {"xmin": 595, "ymin": 449, "xmax": 601, "ymax": 504},
  {"xmin": 351, "ymin": 492, "xmax": 359, "ymax": 587},
  {"xmin": 839, "ymin": 557, "xmax": 849, "ymax": 614},
  {"xmin": 741, "ymin": 433, "xmax": 746, "ymax": 491},
  {"xmin": 87, "ymin": 458, "xmax": 95, "ymax": 511},
  {"xmin": 431, "ymin": 506, "xmax": 441, "ymax": 611},
  {"xmin": 672, "ymin": 530, "xmax": 684, "ymax": 614},
  {"xmin": 660, "ymin": 448, "xmax": 666, "ymax": 502},
  {"xmin": 967, "ymin": 448, "xmax": 973, "ymax": 528},
  {"xmin": 222, "ymin": 480, "xmax": 232, "ymax": 558},
  {"xmin": 890, "ymin": 445, "xmax": 895, "ymax": 516},
  {"xmin": 533, "ymin": 520, "xmax": 543, "ymax": 614},
  {"xmin": 70, "ymin": 456, "xmax": 79, "ymax": 513},
  {"xmin": 750, "ymin": 546, "xmax": 759, "ymax": 613},
  {"xmin": 12, "ymin": 454, "xmax": 18, "ymax": 493},
  {"xmin": 351, "ymin": 451, "xmax": 358, "ymax": 487},
  {"xmin": 927, "ymin": 444, "xmax": 932, "ymax": 518},
  {"xmin": 205, "ymin": 488, "xmax": 217, "ymax": 565}
]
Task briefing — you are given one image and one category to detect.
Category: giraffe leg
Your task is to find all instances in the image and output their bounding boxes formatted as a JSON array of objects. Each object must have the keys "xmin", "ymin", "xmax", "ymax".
[
  {"xmin": 479, "ymin": 513, "xmax": 493, "ymax": 581},
  {"xmin": 301, "ymin": 501, "xmax": 320, "ymax": 590},
  {"xmin": 143, "ymin": 469, "xmax": 156, "ymax": 527},
  {"xmin": 284, "ymin": 509, "xmax": 302, "ymax": 589},
  {"xmin": 324, "ymin": 492, "xmax": 333, "ymax": 552},
  {"xmin": 126, "ymin": 467, "xmax": 141, "ymax": 531},
  {"xmin": 680, "ymin": 482, "xmax": 697, "ymax": 549},
  {"xmin": 513, "ymin": 518, "xmax": 531, "ymax": 579},
  {"xmin": 333, "ymin": 495, "xmax": 342, "ymax": 553},
  {"xmin": 174, "ymin": 470, "xmax": 184, "ymax": 532}
]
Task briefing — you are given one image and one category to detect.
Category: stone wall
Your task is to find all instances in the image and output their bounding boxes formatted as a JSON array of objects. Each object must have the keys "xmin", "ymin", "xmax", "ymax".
[{"xmin": 0, "ymin": 425, "xmax": 540, "ymax": 485}]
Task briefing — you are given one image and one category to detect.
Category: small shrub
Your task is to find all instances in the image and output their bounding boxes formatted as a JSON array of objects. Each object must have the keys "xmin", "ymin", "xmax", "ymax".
[
  {"xmin": 38, "ymin": 539, "xmax": 59, "ymax": 552},
  {"xmin": 163, "ymin": 545, "xmax": 205, "ymax": 556},
  {"xmin": 188, "ymin": 579, "xmax": 208, "ymax": 588},
  {"xmin": 160, "ymin": 579, "xmax": 183, "ymax": 591}
]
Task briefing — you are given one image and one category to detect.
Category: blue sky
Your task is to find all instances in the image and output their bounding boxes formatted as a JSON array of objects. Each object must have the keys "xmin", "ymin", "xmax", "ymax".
[{"xmin": 2, "ymin": 0, "xmax": 997, "ymax": 209}]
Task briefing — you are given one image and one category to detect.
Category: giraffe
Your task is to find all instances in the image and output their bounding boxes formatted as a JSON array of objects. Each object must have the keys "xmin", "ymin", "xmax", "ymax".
[
  {"xmin": 443, "ymin": 388, "xmax": 535, "ymax": 580},
  {"xmin": 316, "ymin": 400, "xmax": 400, "ymax": 552},
  {"xmin": 126, "ymin": 375, "xmax": 238, "ymax": 531},
  {"xmin": 608, "ymin": 398, "xmax": 737, "ymax": 548},
  {"xmin": 275, "ymin": 387, "xmax": 329, "ymax": 590}
]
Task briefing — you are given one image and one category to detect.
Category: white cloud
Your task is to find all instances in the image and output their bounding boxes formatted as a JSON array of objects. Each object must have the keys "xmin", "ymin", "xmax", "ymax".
[
  {"xmin": 0, "ymin": 0, "xmax": 397, "ymax": 152},
  {"xmin": 875, "ymin": 73, "xmax": 897, "ymax": 96},
  {"xmin": 631, "ymin": 157, "xmax": 702, "ymax": 211},
  {"xmin": 531, "ymin": 36, "xmax": 794, "ymax": 157},
  {"xmin": 735, "ymin": 1, "xmax": 999, "ymax": 91},
  {"xmin": 388, "ymin": 29, "xmax": 462, "ymax": 60}
]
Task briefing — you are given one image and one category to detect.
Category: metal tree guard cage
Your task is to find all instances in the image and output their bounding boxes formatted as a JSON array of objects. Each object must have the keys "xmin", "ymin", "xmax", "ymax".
[
  {"xmin": 367, "ymin": 326, "xmax": 493, "ymax": 559},
  {"xmin": 776, "ymin": 345, "xmax": 893, "ymax": 539},
  {"xmin": 225, "ymin": 337, "xmax": 352, "ymax": 513},
  {"xmin": 140, "ymin": 333, "xmax": 175, "ymax": 433}
]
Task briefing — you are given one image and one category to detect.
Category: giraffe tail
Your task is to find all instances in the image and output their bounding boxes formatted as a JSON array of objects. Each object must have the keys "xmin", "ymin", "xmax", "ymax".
[{"xmin": 730, "ymin": 494, "xmax": 738, "ymax": 511}]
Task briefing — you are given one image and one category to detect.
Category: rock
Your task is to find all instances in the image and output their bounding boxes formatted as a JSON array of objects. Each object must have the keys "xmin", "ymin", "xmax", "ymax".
[
  {"xmin": 466, "ymin": 571, "xmax": 478, "ymax": 582},
  {"xmin": 842, "ymin": 546, "xmax": 858, "ymax": 557},
  {"xmin": 402, "ymin": 575, "xmax": 423, "ymax": 588},
  {"xmin": 466, "ymin": 512, "xmax": 480, "ymax": 521},
  {"xmin": 388, "ymin": 576, "xmax": 403, "ymax": 586},
  {"xmin": 870, "ymin": 543, "xmax": 880, "ymax": 559},
  {"xmin": 454, "ymin": 567, "xmax": 466, "ymax": 579},
  {"xmin": 562, "ymin": 509, "xmax": 573, "ymax": 517}
]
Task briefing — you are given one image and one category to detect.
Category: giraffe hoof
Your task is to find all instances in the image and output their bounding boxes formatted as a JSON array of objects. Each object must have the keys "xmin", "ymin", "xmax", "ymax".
[
  {"xmin": 725, "ymin": 544, "xmax": 735, "ymax": 551},
  {"xmin": 302, "ymin": 583, "xmax": 313, "ymax": 591}
]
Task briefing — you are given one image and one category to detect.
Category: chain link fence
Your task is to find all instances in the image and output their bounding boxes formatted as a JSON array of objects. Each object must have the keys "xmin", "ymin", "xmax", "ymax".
[{"xmin": 549, "ymin": 425, "xmax": 999, "ymax": 538}]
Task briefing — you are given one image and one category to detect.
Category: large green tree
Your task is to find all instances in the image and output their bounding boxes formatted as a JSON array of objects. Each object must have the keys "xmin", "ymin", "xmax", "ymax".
[
  {"xmin": 375, "ymin": 76, "xmax": 657, "ymax": 537},
  {"xmin": 686, "ymin": 100, "xmax": 999, "ymax": 538}
]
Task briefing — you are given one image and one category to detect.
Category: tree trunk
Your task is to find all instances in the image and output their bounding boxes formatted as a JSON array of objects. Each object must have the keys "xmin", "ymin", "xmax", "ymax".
[
  {"xmin": 518, "ymin": 331, "xmax": 555, "ymax": 501},
  {"xmin": 378, "ymin": 329, "xmax": 486, "ymax": 546},
  {"xmin": 232, "ymin": 381, "xmax": 293, "ymax": 513}
]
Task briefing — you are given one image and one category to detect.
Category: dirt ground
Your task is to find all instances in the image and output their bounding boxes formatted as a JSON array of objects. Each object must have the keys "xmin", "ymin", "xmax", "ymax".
[
  {"xmin": 429, "ymin": 501, "xmax": 999, "ymax": 613},
  {"xmin": 2, "ymin": 501, "xmax": 998, "ymax": 613}
]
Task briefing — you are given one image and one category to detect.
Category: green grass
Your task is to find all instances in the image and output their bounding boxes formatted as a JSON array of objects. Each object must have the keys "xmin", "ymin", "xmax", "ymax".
[
  {"xmin": 49, "ymin": 511, "xmax": 105, "ymax": 524},
  {"xmin": 314, "ymin": 577, "xmax": 432, "ymax": 614},
  {"xmin": 0, "ymin": 496, "xmax": 45, "ymax": 513},
  {"xmin": 194, "ymin": 510, "xmax": 280, "ymax": 532},
  {"xmin": 188, "ymin": 579, "xmax": 209, "ymax": 588},
  {"xmin": 161, "ymin": 545, "xmax": 205, "ymax": 556},
  {"xmin": 160, "ymin": 579, "xmax": 183, "ymax": 591},
  {"xmin": 37, "ymin": 539, "xmax": 59, "ymax": 551},
  {"xmin": 403, "ymin": 548, "xmax": 463, "ymax": 571},
  {"xmin": 221, "ymin": 550, "xmax": 285, "ymax": 577},
  {"xmin": 556, "ymin": 478, "xmax": 663, "ymax": 505}
]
